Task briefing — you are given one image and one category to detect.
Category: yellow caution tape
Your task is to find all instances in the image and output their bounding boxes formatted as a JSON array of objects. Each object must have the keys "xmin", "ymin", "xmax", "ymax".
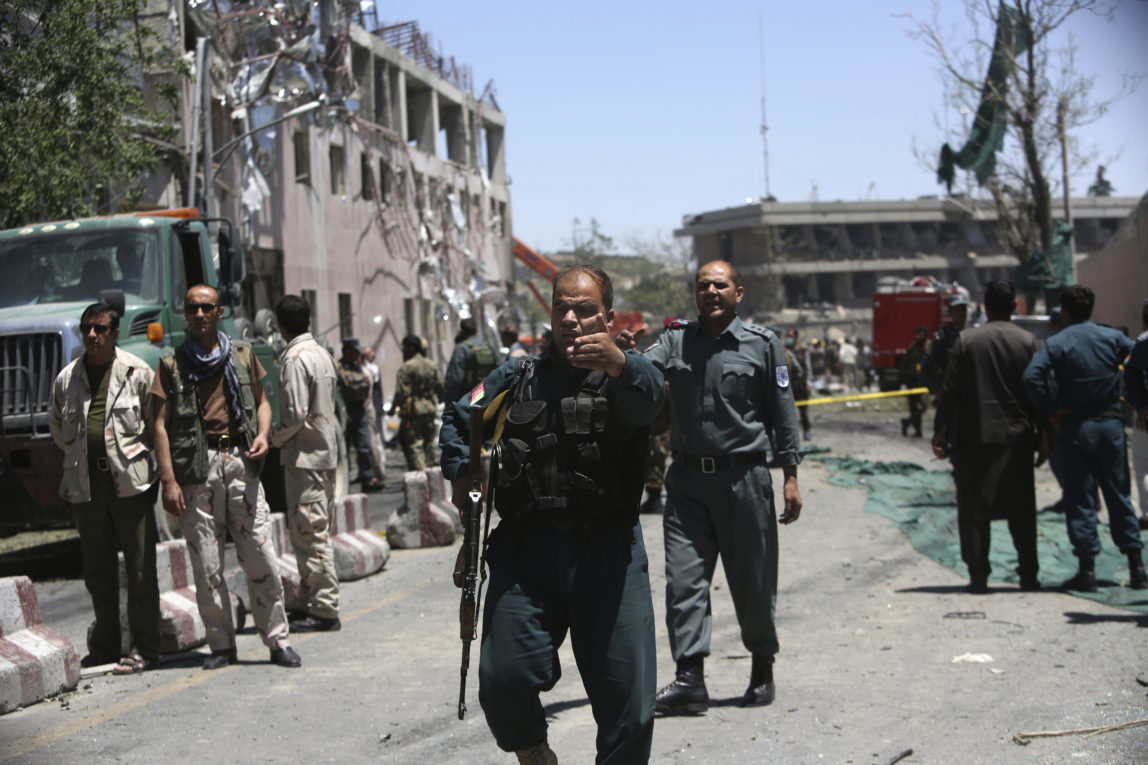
[{"xmin": 798, "ymin": 387, "xmax": 930, "ymax": 407}]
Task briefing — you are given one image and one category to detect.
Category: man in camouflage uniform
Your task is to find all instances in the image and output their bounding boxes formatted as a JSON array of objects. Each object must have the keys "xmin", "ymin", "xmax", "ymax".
[
  {"xmin": 444, "ymin": 317, "xmax": 498, "ymax": 404},
  {"xmin": 641, "ymin": 400, "xmax": 672, "ymax": 514},
  {"xmin": 151, "ymin": 284, "xmax": 300, "ymax": 669},
  {"xmin": 899, "ymin": 326, "xmax": 929, "ymax": 438},
  {"xmin": 390, "ymin": 335, "xmax": 444, "ymax": 470},
  {"xmin": 337, "ymin": 338, "xmax": 382, "ymax": 492}
]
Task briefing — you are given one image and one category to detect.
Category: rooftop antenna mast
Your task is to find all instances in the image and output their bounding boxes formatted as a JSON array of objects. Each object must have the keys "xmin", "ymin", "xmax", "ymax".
[{"xmin": 758, "ymin": 11, "xmax": 771, "ymax": 201}]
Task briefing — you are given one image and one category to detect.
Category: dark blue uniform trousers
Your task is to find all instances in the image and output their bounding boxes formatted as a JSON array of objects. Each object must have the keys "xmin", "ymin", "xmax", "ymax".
[
  {"xmin": 1058, "ymin": 417, "xmax": 1144, "ymax": 557},
  {"xmin": 478, "ymin": 519, "xmax": 655, "ymax": 764}
]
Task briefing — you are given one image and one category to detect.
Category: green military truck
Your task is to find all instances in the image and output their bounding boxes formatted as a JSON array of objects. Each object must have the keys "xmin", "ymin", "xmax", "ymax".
[{"xmin": 0, "ymin": 207, "xmax": 285, "ymax": 536}]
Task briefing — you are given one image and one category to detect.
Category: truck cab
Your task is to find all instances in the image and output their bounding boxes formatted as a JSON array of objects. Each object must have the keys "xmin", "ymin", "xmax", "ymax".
[{"xmin": 0, "ymin": 208, "xmax": 281, "ymax": 533}]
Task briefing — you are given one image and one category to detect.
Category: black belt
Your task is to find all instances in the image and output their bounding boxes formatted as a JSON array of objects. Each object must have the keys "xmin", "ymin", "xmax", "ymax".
[
  {"xmin": 1061, "ymin": 408, "xmax": 1123, "ymax": 421},
  {"xmin": 206, "ymin": 433, "xmax": 236, "ymax": 450},
  {"xmin": 672, "ymin": 450, "xmax": 767, "ymax": 474}
]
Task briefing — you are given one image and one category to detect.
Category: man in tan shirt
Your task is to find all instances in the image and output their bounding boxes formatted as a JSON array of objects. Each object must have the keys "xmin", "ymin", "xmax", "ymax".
[{"xmin": 270, "ymin": 295, "xmax": 341, "ymax": 632}]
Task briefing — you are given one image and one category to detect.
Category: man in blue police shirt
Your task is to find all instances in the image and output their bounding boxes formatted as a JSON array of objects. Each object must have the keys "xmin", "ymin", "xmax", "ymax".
[
  {"xmin": 440, "ymin": 264, "xmax": 665, "ymax": 765},
  {"xmin": 1023, "ymin": 285, "xmax": 1147, "ymax": 591},
  {"xmin": 644, "ymin": 260, "xmax": 803, "ymax": 715}
]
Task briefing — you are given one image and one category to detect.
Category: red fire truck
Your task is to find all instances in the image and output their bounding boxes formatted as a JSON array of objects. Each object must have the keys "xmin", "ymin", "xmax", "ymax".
[{"xmin": 871, "ymin": 276, "xmax": 968, "ymax": 391}]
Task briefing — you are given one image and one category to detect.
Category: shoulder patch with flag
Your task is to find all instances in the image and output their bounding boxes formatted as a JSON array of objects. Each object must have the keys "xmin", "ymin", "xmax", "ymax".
[
  {"xmin": 776, "ymin": 365, "xmax": 790, "ymax": 389},
  {"xmin": 469, "ymin": 382, "xmax": 486, "ymax": 406}
]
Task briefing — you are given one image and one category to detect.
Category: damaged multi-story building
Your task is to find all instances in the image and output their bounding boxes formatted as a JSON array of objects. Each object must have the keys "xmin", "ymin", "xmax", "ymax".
[
  {"xmin": 136, "ymin": 1, "xmax": 511, "ymax": 382},
  {"xmin": 676, "ymin": 195, "xmax": 1138, "ymax": 325}
]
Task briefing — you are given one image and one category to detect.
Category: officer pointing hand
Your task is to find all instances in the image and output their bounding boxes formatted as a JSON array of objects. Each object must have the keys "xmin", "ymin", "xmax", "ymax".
[{"xmin": 566, "ymin": 312, "xmax": 627, "ymax": 377}]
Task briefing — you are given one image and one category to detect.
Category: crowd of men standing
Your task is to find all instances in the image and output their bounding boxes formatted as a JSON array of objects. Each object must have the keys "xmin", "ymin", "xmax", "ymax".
[
  {"xmin": 47, "ymin": 265, "xmax": 1148, "ymax": 765},
  {"xmin": 48, "ymin": 285, "xmax": 514, "ymax": 675},
  {"xmin": 928, "ymin": 282, "xmax": 1146, "ymax": 594}
]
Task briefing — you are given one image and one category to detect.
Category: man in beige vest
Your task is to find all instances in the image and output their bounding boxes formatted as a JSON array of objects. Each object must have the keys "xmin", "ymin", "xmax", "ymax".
[{"xmin": 50, "ymin": 300, "xmax": 159, "ymax": 674}]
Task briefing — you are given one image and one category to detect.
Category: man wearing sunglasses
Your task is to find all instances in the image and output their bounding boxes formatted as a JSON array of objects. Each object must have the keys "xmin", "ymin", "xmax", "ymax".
[
  {"xmin": 50, "ymin": 301, "xmax": 160, "ymax": 675},
  {"xmin": 151, "ymin": 285, "xmax": 301, "ymax": 669}
]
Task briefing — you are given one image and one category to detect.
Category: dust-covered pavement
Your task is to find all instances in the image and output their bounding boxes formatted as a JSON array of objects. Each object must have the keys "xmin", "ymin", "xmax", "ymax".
[{"xmin": 2, "ymin": 400, "xmax": 1146, "ymax": 764}]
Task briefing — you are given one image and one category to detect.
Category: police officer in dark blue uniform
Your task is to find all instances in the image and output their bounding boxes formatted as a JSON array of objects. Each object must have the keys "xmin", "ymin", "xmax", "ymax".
[
  {"xmin": 1023, "ymin": 285, "xmax": 1147, "ymax": 591},
  {"xmin": 644, "ymin": 260, "xmax": 803, "ymax": 716},
  {"xmin": 440, "ymin": 264, "xmax": 665, "ymax": 765}
]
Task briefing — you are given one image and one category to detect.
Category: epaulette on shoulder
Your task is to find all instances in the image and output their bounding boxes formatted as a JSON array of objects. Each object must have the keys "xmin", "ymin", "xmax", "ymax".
[
  {"xmin": 742, "ymin": 322, "xmax": 778, "ymax": 341},
  {"xmin": 666, "ymin": 319, "xmax": 692, "ymax": 330}
]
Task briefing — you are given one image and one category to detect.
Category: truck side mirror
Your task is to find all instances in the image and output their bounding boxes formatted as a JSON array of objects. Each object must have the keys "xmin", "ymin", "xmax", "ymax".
[{"xmin": 218, "ymin": 228, "xmax": 246, "ymax": 307}]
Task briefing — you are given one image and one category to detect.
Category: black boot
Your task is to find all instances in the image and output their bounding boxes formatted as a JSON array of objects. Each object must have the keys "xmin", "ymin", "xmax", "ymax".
[
  {"xmin": 967, "ymin": 573, "xmax": 989, "ymax": 595},
  {"xmin": 1129, "ymin": 551, "xmax": 1148, "ymax": 590},
  {"xmin": 655, "ymin": 656, "xmax": 708, "ymax": 715},
  {"xmin": 739, "ymin": 654, "xmax": 775, "ymax": 708},
  {"xmin": 640, "ymin": 488, "xmax": 664, "ymax": 515},
  {"xmin": 1061, "ymin": 555, "xmax": 1098, "ymax": 592}
]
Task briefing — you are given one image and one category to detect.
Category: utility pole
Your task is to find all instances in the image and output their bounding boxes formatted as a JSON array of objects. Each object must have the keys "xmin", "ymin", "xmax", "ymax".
[
  {"xmin": 1057, "ymin": 96, "xmax": 1075, "ymax": 283},
  {"xmin": 187, "ymin": 37, "xmax": 208, "ymax": 209},
  {"xmin": 759, "ymin": 12, "xmax": 771, "ymax": 201}
]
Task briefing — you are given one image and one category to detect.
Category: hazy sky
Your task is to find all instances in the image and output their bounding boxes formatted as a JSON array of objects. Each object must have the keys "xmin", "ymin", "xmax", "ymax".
[{"xmin": 378, "ymin": 1, "xmax": 1148, "ymax": 252}]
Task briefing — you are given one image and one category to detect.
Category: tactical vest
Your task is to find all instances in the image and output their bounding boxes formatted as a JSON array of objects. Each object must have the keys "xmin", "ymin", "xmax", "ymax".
[
  {"xmin": 160, "ymin": 342, "xmax": 259, "ymax": 485},
  {"xmin": 491, "ymin": 358, "xmax": 649, "ymax": 532},
  {"xmin": 462, "ymin": 338, "xmax": 497, "ymax": 391},
  {"xmin": 338, "ymin": 361, "xmax": 371, "ymax": 405}
]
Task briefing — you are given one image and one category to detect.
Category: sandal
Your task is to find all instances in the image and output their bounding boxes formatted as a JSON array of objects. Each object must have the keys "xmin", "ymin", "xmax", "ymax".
[{"xmin": 112, "ymin": 654, "xmax": 152, "ymax": 675}]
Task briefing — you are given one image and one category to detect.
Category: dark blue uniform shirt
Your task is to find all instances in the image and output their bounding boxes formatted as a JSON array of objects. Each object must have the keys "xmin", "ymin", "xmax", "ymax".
[{"xmin": 1023, "ymin": 321, "xmax": 1133, "ymax": 415}]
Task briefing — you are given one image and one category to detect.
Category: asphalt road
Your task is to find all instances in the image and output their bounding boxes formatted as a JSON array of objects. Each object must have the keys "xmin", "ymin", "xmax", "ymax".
[{"xmin": 2, "ymin": 405, "xmax": 1147, "ymax": 764}]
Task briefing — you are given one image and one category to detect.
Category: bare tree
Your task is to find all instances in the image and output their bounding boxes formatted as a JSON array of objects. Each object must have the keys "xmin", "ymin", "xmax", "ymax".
[
  {"xmin": 905, "ymin": 0, "xmax": 1139, "ymax": 262},
  {"xmin": 622, "ymin": 231, "xmax": 696, "ymax": 320}
]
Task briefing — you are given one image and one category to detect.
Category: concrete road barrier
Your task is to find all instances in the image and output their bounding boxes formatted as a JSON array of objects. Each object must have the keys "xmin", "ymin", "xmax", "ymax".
[
  {"xmin": 149, "ymin": 541, "xmax": 243, "ymax": 654},
  {"xmin": 0, "ymin": 576, "xmax": 80, "ymax": 714},
  {"xmin": 425, "ymin": 466, "xmax": 463, "ymax": 533},
  {"xmin": 330, "ymin": 494, "xmax": 391, "ymax": 579},
  {"xmin": 387, "ymin": 471, "xmax": 456, "ymax": 549},
  {"xmin": 265, "ymin": 512, "xmax": 303, "ymax": 612}
]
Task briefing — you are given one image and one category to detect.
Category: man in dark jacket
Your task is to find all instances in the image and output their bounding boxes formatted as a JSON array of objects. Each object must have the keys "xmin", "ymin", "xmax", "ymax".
[{"xmin": 932, "ymin": 280, "xmax": 1044, "ymax": 594}]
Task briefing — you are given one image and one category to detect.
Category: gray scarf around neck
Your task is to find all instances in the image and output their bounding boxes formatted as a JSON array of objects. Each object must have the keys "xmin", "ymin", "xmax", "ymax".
[{"xmin": 179, "ymin": 331, "xmax": 244, "ymax": 425}]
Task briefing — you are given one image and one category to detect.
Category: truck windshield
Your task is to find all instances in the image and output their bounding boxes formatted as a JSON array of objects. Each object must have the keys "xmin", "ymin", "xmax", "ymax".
[{"xmin": 0, "ymin": 229, "xmax": 162, "ymax": 308}]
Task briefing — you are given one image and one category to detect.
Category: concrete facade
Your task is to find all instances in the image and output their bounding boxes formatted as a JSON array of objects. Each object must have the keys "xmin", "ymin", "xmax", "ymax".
[
  {"xmin": 1077, "ymin": 193, "xmax": 1148, "ymax": 334},
  {"xmin": 135, "ymin": 5, "xmax": 512, "ymax": 386},
  {"xmin": 675, "ymin": 196, "xmax": 1140, "ymax": 318}
]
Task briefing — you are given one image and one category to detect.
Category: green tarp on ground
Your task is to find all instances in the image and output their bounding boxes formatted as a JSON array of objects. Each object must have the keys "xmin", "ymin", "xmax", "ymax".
[{"xmin": 814, "ymin": 456, "xmax": 1148, "ymax": 614}]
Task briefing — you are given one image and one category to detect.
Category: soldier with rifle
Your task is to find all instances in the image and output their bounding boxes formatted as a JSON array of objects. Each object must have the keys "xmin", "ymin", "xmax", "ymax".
[{"xmin": 440, "ymin": 264, "xmax": 666, "ymax": 765}]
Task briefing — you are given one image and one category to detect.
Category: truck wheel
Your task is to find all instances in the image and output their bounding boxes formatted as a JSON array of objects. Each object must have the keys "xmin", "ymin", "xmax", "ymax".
[
  {"xmin": 234, "ymin": 317, "xmax": 254, "ymax": 340},
  {"xmin": 253, "ymin": 309, "xmax": 277, "ymax": 339}
]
